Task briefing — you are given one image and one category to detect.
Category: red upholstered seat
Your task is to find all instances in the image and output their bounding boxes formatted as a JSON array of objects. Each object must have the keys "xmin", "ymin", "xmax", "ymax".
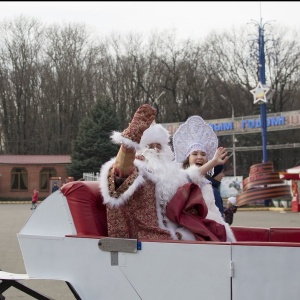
[
  {"xmin": 231, "ymin": 226, "xmax": 270, "ymax": 242},
  {"xmin": 269, "ymin": 227, "xmax": 300, "ymax": 243},
  {"xmin": 61, "ymin": 181, "xmax": 108, "ymax": 236}
]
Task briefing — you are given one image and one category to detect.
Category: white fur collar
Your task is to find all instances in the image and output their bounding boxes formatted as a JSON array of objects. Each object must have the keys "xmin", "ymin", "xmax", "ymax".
[
  {"xmin": 182, "ymin": 165, "xmax": 206, "ymax": 186},
  {"xmin": 182, "ymin": 165, "xmax": 236, "ymax": 242},
  {"xmin": 198, "ymin": 179, "xmax": 236, "ymax": 242}
]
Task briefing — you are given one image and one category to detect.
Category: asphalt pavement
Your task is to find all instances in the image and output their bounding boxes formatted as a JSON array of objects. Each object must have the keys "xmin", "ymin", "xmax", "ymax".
[
  {"xmin": 0, "ymin": 204, "xmax": 75, "ymax": 300},
  {"xmin": 0, "ymin": 204, "xmax": 300, "ymax": 299}
]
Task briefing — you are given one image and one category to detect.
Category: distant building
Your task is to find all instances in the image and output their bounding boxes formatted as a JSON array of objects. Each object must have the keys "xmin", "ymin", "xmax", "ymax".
[{"xmin": 0, "ymin": 155, "xmax": 71, "ymax": 200}]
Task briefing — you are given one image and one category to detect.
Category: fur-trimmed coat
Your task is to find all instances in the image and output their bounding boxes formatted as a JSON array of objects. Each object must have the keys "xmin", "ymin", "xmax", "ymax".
[{"xmin": 182, "ymin": 165, "xmax": 236, "ymax": 242}]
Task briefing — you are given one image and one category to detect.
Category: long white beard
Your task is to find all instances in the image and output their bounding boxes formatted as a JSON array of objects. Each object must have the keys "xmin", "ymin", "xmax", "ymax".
[
  {"xmin": 139, "ymin": 146, "xmax": 190, "ymax": 239},
  {"xmin": 140, "ymin": 147, "xmax": 187, "ymax": 202}
]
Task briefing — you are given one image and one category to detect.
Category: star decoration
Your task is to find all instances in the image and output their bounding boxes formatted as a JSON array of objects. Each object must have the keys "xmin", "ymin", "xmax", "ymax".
[{"xmin": 250, "ymin": 82, "xmax": 270, "ymax": 104}]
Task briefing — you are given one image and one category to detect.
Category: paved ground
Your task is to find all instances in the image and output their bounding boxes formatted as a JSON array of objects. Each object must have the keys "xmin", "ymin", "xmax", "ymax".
[
  {"xmin": 0, "ymin": 204, "xmax": 74, "ymax": 300},
  {"xmin": 233, "ymin": 208, "xmax": 300, "ymax": 227},
  {"xmin": 0, "ymin": 204, "xmax": 300, "ymax": 299}
]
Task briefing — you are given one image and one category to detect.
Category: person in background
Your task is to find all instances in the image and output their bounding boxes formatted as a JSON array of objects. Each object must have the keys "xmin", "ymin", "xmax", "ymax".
[
  {"xmin": 206, "ymin": 164, "xmax": 225, "ymax": 217},
  {"xmin": 31, "ymin": 188, "xmax": 39, "ymax": 210},
  {"xmin": 52, "ymin": 182, "xmax": 59, "ymax": 193},
  {"xmin": 224, "ymin": 196, "xmax": 238, "ymax": 225},
  {"xmin": 264, "ymin": 199, "xmax": 272, "ymax": 207}
]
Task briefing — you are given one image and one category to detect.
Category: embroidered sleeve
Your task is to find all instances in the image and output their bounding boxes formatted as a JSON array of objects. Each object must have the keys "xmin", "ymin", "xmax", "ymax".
[{"xmin": 108, "ymin": 166, "xmax": 139, "ymax": 198}]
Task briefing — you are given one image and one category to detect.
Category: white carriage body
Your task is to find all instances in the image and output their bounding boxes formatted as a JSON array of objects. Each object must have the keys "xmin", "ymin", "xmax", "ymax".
[{"xmin": 4, "ymin": 181, "xmax": 300, "ymax": 299}]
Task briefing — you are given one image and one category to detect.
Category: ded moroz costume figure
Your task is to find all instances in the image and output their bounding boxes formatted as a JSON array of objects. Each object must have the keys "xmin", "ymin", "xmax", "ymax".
[
  {"xmin": 99, "ymin": 104, "xmax": 193, "ymax": 240},
  {"xmin": 170, "ymin": 115, "xmax": 236, "ymax": 242}
]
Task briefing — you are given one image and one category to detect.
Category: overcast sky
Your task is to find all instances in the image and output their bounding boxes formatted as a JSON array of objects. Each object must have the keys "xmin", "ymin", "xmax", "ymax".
[{"xmin": 1, "ymin": 1, "xmax": 300, "ymax": 40}]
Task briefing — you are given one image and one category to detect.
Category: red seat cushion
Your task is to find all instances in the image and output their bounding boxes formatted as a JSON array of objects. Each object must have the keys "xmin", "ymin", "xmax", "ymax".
[
  {"xmin": 61, "ymin": 181, "xmax": 108, "ymax": 236},
  {"xmin": 231, "ymin": 226, "xmax": 270, "ymax": 242},
  {"xmin": 270, "ymin": 227, "xmax": 300, "ymax": 243}
]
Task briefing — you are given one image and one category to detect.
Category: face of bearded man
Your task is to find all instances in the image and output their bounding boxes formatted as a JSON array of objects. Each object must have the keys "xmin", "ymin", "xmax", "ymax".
[
  {"xmin": 139, "ymin": 145, "xmax": 187, "ymax": 202},
  {"xmin": 139, "ymin": 145, "xmax": 174, "ymax": 174}
]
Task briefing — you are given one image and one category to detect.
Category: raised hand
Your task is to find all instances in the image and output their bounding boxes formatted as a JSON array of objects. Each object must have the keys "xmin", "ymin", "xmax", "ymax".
[{"xmin": 212, "ymin": 147, "xmax": 229, "ymax": 165}]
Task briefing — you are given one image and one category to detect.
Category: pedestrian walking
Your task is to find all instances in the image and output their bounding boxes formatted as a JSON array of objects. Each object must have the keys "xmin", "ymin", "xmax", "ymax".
[{"xmin": 31, "ymin": 188, "xmax": 39, "ymax": 210}]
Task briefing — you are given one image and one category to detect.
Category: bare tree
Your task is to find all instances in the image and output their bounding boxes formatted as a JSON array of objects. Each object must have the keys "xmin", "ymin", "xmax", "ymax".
[
  {"xmin": 0, "ymin": 16, "xmax": 299, "ymax": 173},
  {"xmin": 42, "ymin": 23, "xmax": 101, "ymax": 153},
  {"xmin": 0, "ymin": 16, "xmax": 44, "ymax": 154}
]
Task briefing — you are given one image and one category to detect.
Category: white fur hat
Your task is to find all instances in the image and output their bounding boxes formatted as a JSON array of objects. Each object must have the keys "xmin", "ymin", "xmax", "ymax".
[
  {"xmin": 139, "ymin": 123, "xmax": 170, "ymax": 149},
  {"xmin": 173, "ymin": 115, "xmax": 218, "ymax": 163},
  {"xmin": 228, "ymin": 196, "xmax": 237, "ymax": 205}
]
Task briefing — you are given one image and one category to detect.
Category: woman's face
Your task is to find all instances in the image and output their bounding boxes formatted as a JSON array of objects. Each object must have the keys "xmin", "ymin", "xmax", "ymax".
[{"xmin": 188, "ymin": 150, "xmax": 208, "ymax": 167}]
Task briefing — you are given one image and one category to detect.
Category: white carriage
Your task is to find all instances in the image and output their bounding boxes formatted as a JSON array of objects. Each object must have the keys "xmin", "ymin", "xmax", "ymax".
[{"xmin": 1, "ymin": 180, "xmax": 300, "ymax": 299}]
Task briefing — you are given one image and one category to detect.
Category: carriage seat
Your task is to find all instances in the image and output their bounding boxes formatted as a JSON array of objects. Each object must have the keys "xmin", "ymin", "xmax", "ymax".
[
  {"xmin": 60, "ymin": 181, "xmax": 300, "ymax": 243},
  {"xmin": 269, "ymin": 227, "xmax": 300, "ymax": 243},
  {"xmin": 231, "ymin": 226, "xmax": 270, "ymax": 242},
  {"xmin": 232, "ymin": 226, "xmax": 300, "ymax": 243},
  {"xmin": 61, "ymin": 181, "xmax": 108, "ymax": 236}
]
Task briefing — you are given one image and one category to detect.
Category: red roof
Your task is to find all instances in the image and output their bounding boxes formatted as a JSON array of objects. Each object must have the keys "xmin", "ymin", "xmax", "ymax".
[
  {"xmin": 279, "ymin": 172, "xmax": 300, "ymax": 180},
  {"xmin": 279, "ymin": 166, "xmax": 300, "ymax": 180},
  {"xmin": 287, "ymin": 166, "xmax": 300, "ymax": 174},
  {"xmin": 0, "ymin": 155, "xmax": 71, "ymax": 164}
]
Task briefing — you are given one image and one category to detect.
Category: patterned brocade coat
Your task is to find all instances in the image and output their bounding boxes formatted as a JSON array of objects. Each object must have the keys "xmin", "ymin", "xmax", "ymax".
[{"xmin": 99, "ymin": 158, "xmax": 174, "ymax": 240}]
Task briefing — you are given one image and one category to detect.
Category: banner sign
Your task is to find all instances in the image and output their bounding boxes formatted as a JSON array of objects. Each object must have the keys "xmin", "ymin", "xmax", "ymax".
[{"xmin": 162, "ymin": 110, "xmax": 300, "ymax": 136}]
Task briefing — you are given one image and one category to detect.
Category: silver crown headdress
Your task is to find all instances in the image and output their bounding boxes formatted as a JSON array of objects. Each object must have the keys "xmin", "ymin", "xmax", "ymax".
[{"xmin": 173, "ymin": 116, "xmax": 218, "ymax": 165}]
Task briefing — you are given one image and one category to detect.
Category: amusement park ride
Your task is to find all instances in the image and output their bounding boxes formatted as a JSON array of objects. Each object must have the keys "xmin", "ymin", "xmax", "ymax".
[{"xmin": 0, "ymin": 177, "xmax": 300, "ymax": 300}]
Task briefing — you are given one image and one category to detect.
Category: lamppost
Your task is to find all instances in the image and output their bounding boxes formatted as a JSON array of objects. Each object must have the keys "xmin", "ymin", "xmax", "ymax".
[
  {"xmin": 249, "ymin": 19, "xmax": 272, "ymax": 207},
  {"xmin": 258, "ymin": 21, "xmax": 267, "ymax": 163},
  {"xmin": 250, "ymin": 19, "xmax": 270, "ymax": 163},
  {"xmin": 221, "ymin": 95, "xmax": 236, "ymax": 176}
]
